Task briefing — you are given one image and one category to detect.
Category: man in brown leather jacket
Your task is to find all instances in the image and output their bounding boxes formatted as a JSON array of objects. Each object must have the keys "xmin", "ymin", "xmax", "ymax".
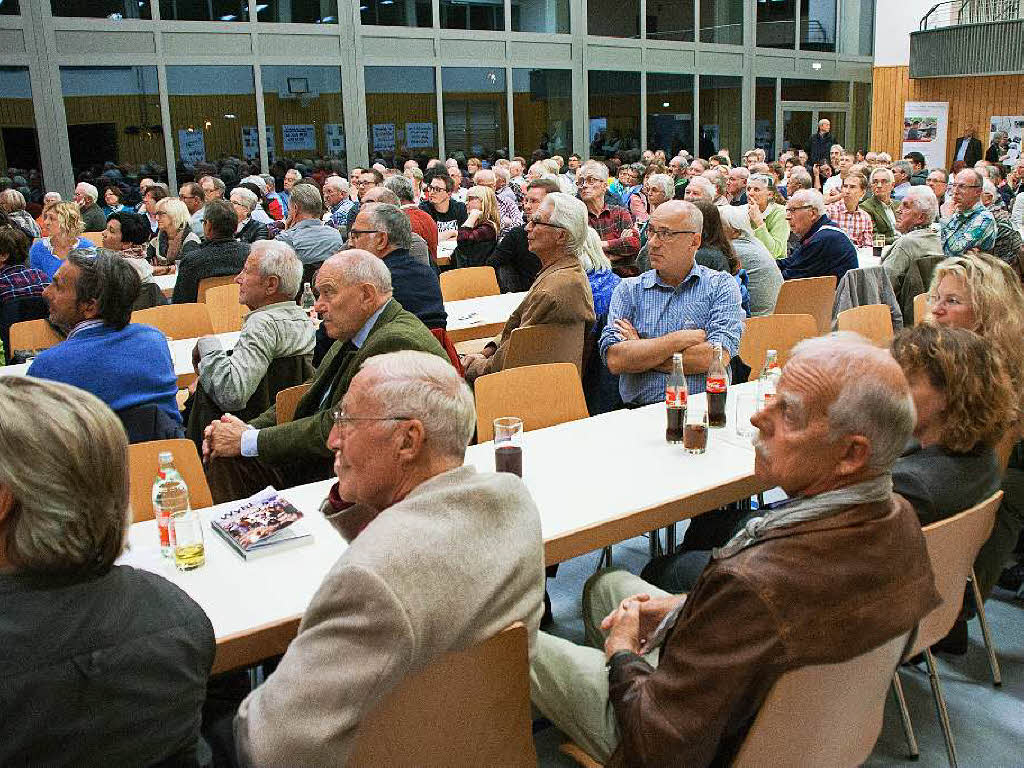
[{"xmin": 530, "ymin": 334, "xmax": 941, "ymax": 767}]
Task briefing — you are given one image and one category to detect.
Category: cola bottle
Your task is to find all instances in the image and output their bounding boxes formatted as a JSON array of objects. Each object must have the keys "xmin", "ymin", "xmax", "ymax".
[
  {"xmin": 665, "ymin": 352, "xmax": 687, "ymax": 443},
  {"xmin": 706, "ymin": 342, "xmax": 728, "ymax": 428}
]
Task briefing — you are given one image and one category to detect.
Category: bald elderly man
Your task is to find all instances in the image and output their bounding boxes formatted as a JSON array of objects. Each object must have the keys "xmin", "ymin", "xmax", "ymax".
[{"xmin": 532, "ymin": 333, "xmax": 940, "ymax": 767}]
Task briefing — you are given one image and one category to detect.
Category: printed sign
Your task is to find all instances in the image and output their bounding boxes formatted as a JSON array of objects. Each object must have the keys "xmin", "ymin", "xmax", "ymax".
[
  {"xmin": 325, "ymin": 123, "xmax": 346, "ymax": 156},
  {"xmin": 178, "ymin": 129, "xmax": 205, "ymax": 165},
  {"xmin": 405, "ymin": 122, "xmax": 434, "ymax": 149},
  {"xmin": 282, "ymin": 124, "xmax": 316, "ymax": 152},
  {"xmin": 373, "ymin": 123, "xmax": 395, "ymax": 152},
  {"xmin": 902, "ymin": 102, "xmax": 948, "ymax": 169}
]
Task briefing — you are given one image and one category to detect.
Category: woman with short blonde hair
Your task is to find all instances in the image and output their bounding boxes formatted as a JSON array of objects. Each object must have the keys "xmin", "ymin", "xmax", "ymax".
[
  {"xmin": 146, "ymin": 196, "xmax": 200, "ymax": 270},
  {"xmin": 452, "ymin": 185, "xmax": 500, "ymax": 268},
  {"xmin": 28, "ymin": 200, "xmax": 95, "ymax": 278}
]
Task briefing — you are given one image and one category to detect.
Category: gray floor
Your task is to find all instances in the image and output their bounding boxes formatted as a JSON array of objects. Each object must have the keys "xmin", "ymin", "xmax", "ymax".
[{"xmin": 535, "ymin": 522, "xmax": 1024, "ymax": 767}]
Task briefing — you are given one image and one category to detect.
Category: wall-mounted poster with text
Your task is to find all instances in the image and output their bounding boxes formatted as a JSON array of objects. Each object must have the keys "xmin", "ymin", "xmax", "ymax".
[{"xmin": 902, "ymin": 102, "xmax": 948, "ymax": 169}]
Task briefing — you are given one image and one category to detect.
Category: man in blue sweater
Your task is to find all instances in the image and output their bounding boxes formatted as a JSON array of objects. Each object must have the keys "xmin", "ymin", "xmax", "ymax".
[
  {"xmin": 777, "ymin": 189, "xmax": 858, "ymax": 283},
  {"xmin": 29, "ymin": 250, "xmax": 180, "ymax": 425}
]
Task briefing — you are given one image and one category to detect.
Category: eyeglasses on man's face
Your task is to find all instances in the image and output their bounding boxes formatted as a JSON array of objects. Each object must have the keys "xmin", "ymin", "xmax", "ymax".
[
  {"xmin": 647, "ymin": 228, "xmax": 698, "ymax": 240},
  {"xmin": 330, "ymin": 409, "xmax": 411, "ymax": 432},
  {"xmin": 785, "ymin": 204, "xmax": 815, "ymax": 214},
  {"xmin": 525, "ymin": 217, "xmax": 566, "ymax": 230}
]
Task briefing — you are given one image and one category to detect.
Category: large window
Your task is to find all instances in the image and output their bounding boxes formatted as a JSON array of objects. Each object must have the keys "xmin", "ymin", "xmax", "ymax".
[
  {"xmin": 0, "ymin": 0, "xmax": 19, "ymax": 14},
  {"xmin": 698, "ymin": 75, "xmax": 741, "ymax": 159},
  {"xmin": 255, "ymin": 1, "xmax": 337, "ymax": 23},
  {"xmin": 60, "ymin": 66, "xmax": 164, "ymax": 196},
  {"xmin": 262, "ymin": 67, "xmax": 345, "ymax": 172},
  {"xmin": 442, "ymin": 67, "xmax": 508, "ymax": 161},
  {"xmin": 0, "ymin": 68, "xmax": 44, "ymax": 200},
  {"xmin": 167, "ymin": 66, "xmax": 257, "ymax": 182},
  {"xmin": 360, "ymin": 0, "xmax": 432, "ymax": 27},
  {"xmin": 646, "ymin": 73, "xmax": 694, "ymax": 157},
  {"xmin": 512, "ymin": 0, "xmax": 570, "ymax": 33},
  {"xmin": 365, "ymin": 66, "xmax": 438, "ymax": 166},
  {"xmin": 52, "ymin": 0, "xmax": 151, "ymax": 18},
  {"xmin": 700, "ymin": 0, "xmax": 742, "ymax": 45},
  {"xmin": 647, "ymin": 0, "xmax": 694, "ymax": 42},
  {"xmin": 755, "ymin": 77, "xmax": 776, "ymax": 160},
  {"xmin": 801, "ymin": 0, "xmax": 836, "ymax": 52},
  {"xmin": 757, "ymin": 0, "xmax": 795, "ymax": 49},
  {"xmin": 159, "ymin": 0, "xmax": 246, "ymax": 21},
  {"xmin": 440, "ymin": 0, "xmax": 504, "ymax": 30},
  {"xmin": 513, "ymin": 69, "xmax": 572, "ymax": 160},
  {"xmin": 781, "ymin": 78, "xmax": 847, "ymax": 102},
  {"xmin": 588, "ymin": 0, "xmax": 640, "ymax": 38},
  {"xmin": 588, "ymin": 71, "xmax": 640, "ymax": 160}
]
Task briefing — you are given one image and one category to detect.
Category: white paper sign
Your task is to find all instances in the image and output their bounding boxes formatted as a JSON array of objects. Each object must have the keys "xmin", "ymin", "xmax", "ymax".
[
  {"xmin": 405, "ymin": 122, "xmax": 434, "ymax": 149},
  {"xmin": 282, "ymin": 124, "xmax": 316, "ymax": 152},
  {"xmin": 178, "ymin": 129, "xmax": 205, "ymax": 165},
  {"xmin": 373, "ymin": 123, "xmax": 395, "ymax": 152},
  {"xmin": 325, "ymin": 123, "xmax": 346, "ymax": 155},
  {"xmin": 241, "ymin": 126, "xmax": 259, "ymax": 160},
  {"xmin": 902, "ymin": 102, "xmax": 948, "ymax": 170}
]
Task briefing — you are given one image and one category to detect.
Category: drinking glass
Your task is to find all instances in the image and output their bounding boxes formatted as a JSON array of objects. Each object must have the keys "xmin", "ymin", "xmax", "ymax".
[
  {"xmin": 872, "ymin": 234, "xmax": 886, "ymax": 259},
  {"xmin": 171, "ymin": 510, "xmax": 206, "ymax": 571},
  {"xmin": 683, "ymin": 400, "xmax": 709, "ymax": 455},
  {"xmin": 735, "ymin": 392, "xmax": 758, "ymax": 441},
  {"xmin": 493, "ymin": 417, "xmax": 524, "ymax": 477}
]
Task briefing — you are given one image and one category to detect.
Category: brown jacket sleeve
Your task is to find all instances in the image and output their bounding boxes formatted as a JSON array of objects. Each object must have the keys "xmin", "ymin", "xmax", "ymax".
[{"xmin": 607, "ymin": 567, "xmax": 785, "ymax": 768}]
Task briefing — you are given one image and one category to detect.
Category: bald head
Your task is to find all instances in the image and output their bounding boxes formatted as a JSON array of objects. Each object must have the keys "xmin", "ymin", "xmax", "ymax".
[
  {"xmin": 473, "ymin": 169, "xmax": 496, "ymax": 188},
  {"xmin": 646, "ymin": 200, "xmax": 702, "ymax": 286}
]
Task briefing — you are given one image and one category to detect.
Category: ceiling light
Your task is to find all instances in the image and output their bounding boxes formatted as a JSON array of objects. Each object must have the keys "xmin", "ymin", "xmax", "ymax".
[
  {"xmin": 224, "ymin": 113, "xmax": 237, "ymax": 119},
  {"xmin": 811, "ymin": 61, "xmax": 822, "ymax": 70},
  {"xmin": 662, "ymin": 102, "xmax": 670, "ymax": 107},
  {"xmin": 220, "ymin": 14, "xmax": 237, "ymax": 20}
]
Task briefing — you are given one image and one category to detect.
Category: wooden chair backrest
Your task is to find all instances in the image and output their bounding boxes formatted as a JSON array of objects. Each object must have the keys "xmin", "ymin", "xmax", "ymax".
[
  {"xmin": 439, "ymin": 266, "xmax": 500, "ymax": 302},
  {"xmin": 913, "ymin": 293, "xmax": 928, "ymax": 325},
  {"xmin": 197, "ymin": 275, "xmax": 239, "ymax": 303},
  {"xmin": 910, "ymin": 491, "xmax": 1003, "ymax": 655},
  {"xmin": 9, "ymin": 319, "xmax": 62, "ymax": 354},
  {"xmin": 275, "ymin": 383, "xmax": 311, "ymax": 425},
  {"xmin": 836, "ymin": 304, "xmax": 894, "ymax": 346},
  {"xmin": 349, "ymin": 623, "xmax": 537, "ymax": 768},
  {"xmin": 131, "ymin": 303, "xmax": 213, "ymax": 340},
  {"xmin": 475, "ymin": 363, "xmax": 589, "ymax": 443},
  {"xmin": 773, "ymin": 275, "xmax": 837, "ymax": 335},
  {"xmin": 128, "ymin": 438, "xmax": 213, "ymax": 523},
  {"xmin": 503, "ymin": 323, "xmax": 584, "ymax": 375},
  {"xmin": 737, "ymin": 313, "xmax": 818, "ymax": 374},
  {"xmin": 205, "ymin": 283, "xmax": 243, "ymax": 334},
  {"xmin": 732, "ymin": 631, "xmax": 911, "ymax": 768},
  {"xmin": 81, "ymin": 231, "xmax": 104, "ymax": 246}
]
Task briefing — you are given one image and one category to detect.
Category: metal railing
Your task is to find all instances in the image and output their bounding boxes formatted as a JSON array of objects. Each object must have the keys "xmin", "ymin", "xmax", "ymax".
[{"xmin": 920, "ymin": 0, "xmax": 1023, "ymax": 31}]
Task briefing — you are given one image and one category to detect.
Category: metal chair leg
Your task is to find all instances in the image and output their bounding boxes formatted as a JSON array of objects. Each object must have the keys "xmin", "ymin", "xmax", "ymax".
[
  {"xmin": 648, "ymin": 530, "xmax": 662, "ymax": 559},
  {"xmin": 595, "ymin": 546, "xmax": 613, "ymax": 571},
  {"xmin": 891, "ymin": 672, "xmax": 919, "ymax": 759},
  {"xmin": 970, "ymin": 568, "xmax": 1002, "ymax": 687},
  {"xmin": 924, "ymin": 648, "xmax": 958, "ymax": 768},
  {"xmin": 665, "ymin": 522, "xmax": 676, "ymax": 554}
]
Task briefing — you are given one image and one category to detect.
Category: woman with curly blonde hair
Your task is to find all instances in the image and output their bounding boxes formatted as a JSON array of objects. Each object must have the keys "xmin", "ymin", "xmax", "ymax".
[
  {"xmin": 453, "ymin": 185, "xmax": 500, "ymax": 268},
  {"xmin": 146, "ymin": 196, "xmax": 200, "ymax": 273},
  {"xmin": 924, "ymin": 250, "xmax": 1024, "ymax": 601},
  {"xmin": 28, "ymin": 200, "xmax": 96, "ymax": 279}
]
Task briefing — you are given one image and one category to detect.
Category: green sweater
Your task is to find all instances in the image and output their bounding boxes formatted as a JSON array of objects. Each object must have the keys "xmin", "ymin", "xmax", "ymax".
[{"xmin": 752, "ymin": 202, "xmax": 790, "ymax": 260}]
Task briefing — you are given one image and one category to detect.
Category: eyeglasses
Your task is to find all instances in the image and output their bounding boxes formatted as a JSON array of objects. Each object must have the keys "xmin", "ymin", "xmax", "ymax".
[
  {"xmin": 785, "ymin": 204, "xmax": 815, "ymax": 213},
  {"xmin": 348, "ymin": 229, "xmax": 381, "ymax": 237},
  {"xmin": 927, "ymin": 294, "xmax": 965, "ymax": 309},
  {"xmin": 525, "ymin": 217, "xmax": 567, "ymax": 230},
  {"xmin": 331, "ymin": 409, "xmax": 411, "ymax": 430},
  {"xmin": 950, "ymin": 183, "xmax": 981, "ymax": 189},
  {"xmin": 647, "ymin": 228, "xmax": 698, "ymax": 240},
  {"xmin": 577, "ymin": 177, "xmax": 605, "ymax": 187},
  {"xmin": 428, "ymin": 186, "xmax": 448, "ymax": 193}
]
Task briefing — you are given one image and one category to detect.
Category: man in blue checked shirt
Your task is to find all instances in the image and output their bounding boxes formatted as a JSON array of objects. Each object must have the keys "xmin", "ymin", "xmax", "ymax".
[
  {"xmin": 940, "ymin": 168, "xmax": 997, "ymax": 258},
  {"xmin": 599, "ymin": 200, "xmax": 744, "ymax": 406}
]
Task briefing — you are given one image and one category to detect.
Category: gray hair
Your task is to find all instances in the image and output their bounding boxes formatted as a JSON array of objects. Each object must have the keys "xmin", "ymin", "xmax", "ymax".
[
  {"xmin": 646, "ymin": 173, "xmax": 674, "ymax": 199},
  {"xmin": 982, "ymin": 179, "xmax": 997, "ymax": 200},
  {"xmin": 230, "ymin": 186, "xmax": 258, "ymax": 213},
  {"xmin": 201, "ymin": 175, "xmax": 226, "ymax": 194},
  {"xmin": 891, "ymin": 160, "xmax": 912, "ymax": 178},
  {"xmin": 251, "ymin": 240, "xmax": 303, "ymax": 297},
  {"xmin": 384, "ymin": 174, "xmax": 415, "ymax": 203},
  {"xmin": 794, "ymin": 188, "xmax": 826, "ymax": 216},
  {"xmin": 787, "ymin": 168, "xmax": 813, "ymax": 192},
  {"xmin": 0, "ymin": 377, "xmax": 130, "ymax": 581},
  {"xmin": 789, "ymin": 333, "xmax": 915, "ymax": 473},
  {"xmin": 543, "ymin": 192, "xmax": 591, "ymax": 256},
  {"xmin": 364, "ymin": 203, "xmax": 412, "ymax": 250},
  {"xmin": 577, "ymin": 227, "xmax": 612, "ymax": 273},
  {"xmin": 260, "ymin": 174, "xmax": 276, "ymax": 193},
  {"xmin": 76, "ymin": 181, "xmax": 99, "ymax": 203},
  {"xmin": 903, "ymin": 185, "xmax": 939, "ymax": 223},
  {"xmin": 877, "ymin": 152, "xmax": 892, "ymax": 164},
  {"xmin": 0, "ymin": 188, "xmax": 26, "ymax": 211},
  {"xmin": 718, "ymin": 204, "xmax": 755, "ymax": 239},
  {"xmin": 332, "ymin": 248, "xmax": 393, "ymax": 294},
  {"xmin": 580, "ymin": 160, "xmax": 609, "ymax": 181},
  {"xmin": 686, "ymin": 176, "xmax": 716, "ymax": 201},
  {"xmin": 870, "ymin": 166, "xmax": 895, "ymax": 184},
  {"xmin": 289, "ymin": 183, "xmax": 324, "ymax": 217},
  {"xmin": 43, "ymin": 191, "xmax": 62, "ymax": 205},
  {"xmin": 358, "ymin": 350, "xmax": 475, "ymax": 459},
  {"xmin": 242, "ymin": 174, "xmax": 268, "ymax": 194},
  {"xmin": 323, "ymin": 175, "xmax": 349, "ymax": 194}
]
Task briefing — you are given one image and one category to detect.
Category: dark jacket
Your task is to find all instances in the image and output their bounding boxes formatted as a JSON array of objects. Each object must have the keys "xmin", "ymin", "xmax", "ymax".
[
  {"xmin": 236, "ymin": 218, "xmax": 269, "ymax": 244},
  {"xmin": 808, "ymin": 131, "xmax": 835, "ymax": 165},
  {"xmin": 453, "ymin": 223, "xmax": 498, "ymax": 268},
  {"xmin": 172, "ymin": 237, "xmax": 250, "ymax": 304},
  {"xmin": 606, "ymin": 497, "xmax": 940, "ymax": 768},
  {"xmin": 909, "ymin": 169, "xmax": 929, "ymax": 186},
  {"xmin": 79, "ymin": 202, "xmax": 107, "ymax": 233},
  {"xmin": 893, "ymin": 442, "xmax": 1002, "ymax": 526},
  {"xmin": 0, "ymin": 566, "xmax": 215, "ymax": 767},
  {"xmin": 419, "ymin": 199, "xmax": 468, "ymax": 231},
  {"xmin": 953, "ymin": 136, "xmax": 982, "ymax": 166},
  {"xmin": 777, "ymin": 215, "xmax": 858, "ymax": 283},
  {"xmin": 487, "ymin": 225, "xmax": 542, "ymax": 293},
  {"xmin": 381, "ymin": 247, "xmax": 447, "ymax": 330}
]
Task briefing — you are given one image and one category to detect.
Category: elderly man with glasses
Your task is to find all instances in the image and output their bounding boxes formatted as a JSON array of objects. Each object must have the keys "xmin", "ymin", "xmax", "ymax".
[
  {"xmin": 861, "ymin": 167, "xmax": 901, "ymax": 245},
  {"xmin": 578, "ymin": 160, "xmax": 640, "ymax": 277},
  {"xmin": 940, "ymin": 168, "xmax": 997, "ymax": 258},
  {"xmin": 599, "ymin": 200, "xmax": 743, "ymax": 407},
  {"xmin": 777, "ymin": 189, "xmax": 858, "ymax": 283}
]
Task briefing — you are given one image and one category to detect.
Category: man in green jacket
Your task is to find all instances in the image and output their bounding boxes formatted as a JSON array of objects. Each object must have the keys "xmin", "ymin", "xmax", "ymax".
[
  {"xmin": 860, "ymin": 167, "xmax": 901, "ymax": 245},
  {"xmin": 203, "ymin": 248, "xmax": 447, "ymax": 502}
]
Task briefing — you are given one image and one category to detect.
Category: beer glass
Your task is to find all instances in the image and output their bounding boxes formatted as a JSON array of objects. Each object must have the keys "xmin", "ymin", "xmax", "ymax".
[
  {"xmin": 494, "ymin": 417, "xmax": 524, "ymax": 477},
  {"xmin": 683, "ymin": 400, "xmax": 709, "ymax": 455}
]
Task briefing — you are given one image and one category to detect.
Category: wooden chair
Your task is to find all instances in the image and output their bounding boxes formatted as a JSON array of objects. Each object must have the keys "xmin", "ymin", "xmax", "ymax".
[
  {"xmin": 773, "ymin": 275, "xmax": 837, "ymax": 335},
  {"xmin": 131, "ymin": 303, "xmax": 213, "ymax": 340},
  {"xmin": 503, "ymin": 323, "xmax": 584, "ymax": 376},
  {"xmin": 891, "ymin": 491, "xmax": 1003, "ymax": 767},
  {"xmin": 348, "ymin": 623, "xmax": 536, "ymax": 767},
  {"xmin": 914, "ymin": 293, "xmax": 928, "ymax": 325},
  {"xmin": 205, "ymin": 283, "xmax": 244, "ymax": 334},
  {"xmin": 440, "ymin": 266, "xmax": 500, "ymax": 302},
  {"xmin": 197, "ymin": 275, "xmax": 239, "ymax": 303},
  {"xmin": 9, "ymin": 319, "xmax": 62, "ymax": 354},
  {"xmin": 81, "ymin": 231, "xmax": 104, "ymax": 247},
  {"xmin": 127, "ymin": 438, "xmax": 213, "ymax": 523},
  {"xmin": 836, "ymin": 304, "xmax": 894, "ymax": 346},
  {"xmin": 275, "ymin": 382, "xmax": 311, "ymax": 425},
  {"xmin": 474, "ymin": 363, "xmax": 588, "ymax": 443},
  {"xmin": 736, "ymin": 313, "xmax": 818, "ymax": 374}
]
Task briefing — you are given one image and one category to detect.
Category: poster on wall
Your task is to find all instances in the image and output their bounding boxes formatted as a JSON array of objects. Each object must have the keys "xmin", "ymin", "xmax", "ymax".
[
  {"xmin": 241, "ymin": 127, "xmax": 276, "ymax": 161},
  {"xmin": 282, "ymin": 125, "xmax": 316, "ymax": 152},
  {"xmin": 901, "ymin": 102, "xmax": 948, "ymax": 169},
  {"xmin": 325, "ymin": 124, "xmax": 346, "ymax": 156},
  {"xmin": 373, "ymin": 123, "xmax": 395, "ymax": 152},
  {"xmin": 989, "ymin": 116, "xmax": 1024, "ymax": 165},
  {"xmin": 405, "ymin": 122, "xmax": 434, "ymax": 149},
  {"xmin": 178, "ymin": 130, "xmax": 205, "ymax": 165}
]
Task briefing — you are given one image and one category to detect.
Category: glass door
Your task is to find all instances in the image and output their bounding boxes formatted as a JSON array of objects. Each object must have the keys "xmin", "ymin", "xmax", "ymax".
[{"xmin": 778, "ymin": 101, "xmax": 849, "ymax": 158}]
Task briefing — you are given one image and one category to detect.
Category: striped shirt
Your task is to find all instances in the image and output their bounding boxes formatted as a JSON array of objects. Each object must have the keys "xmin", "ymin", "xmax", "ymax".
[
  {"xmin": 599, "ymin": 262, "xmax": 744, "ymax": 405},
  {"xmin": 825, "ymin": 202, "xmax": 874, "ymax": 247},
  {"xmin": 940, "ymin": 202, "xmax": 997, "ymax": 257}
]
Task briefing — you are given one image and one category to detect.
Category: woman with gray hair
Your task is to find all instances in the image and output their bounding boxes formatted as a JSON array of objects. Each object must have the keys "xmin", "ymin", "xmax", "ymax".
[
  {"xmin": 0, "ymin": 377, "xmax": 215, "ymax": 766},
  {"xmin": 718, "ymin": 205, "xmax": 783, "ymax": 316},
  {"xmin": 230, "ymin": 186, "xmax": 270, "ymax": 244},
  {"xmin": 0, "ymin": 188, "xmax": 41, "ymax": 237}
]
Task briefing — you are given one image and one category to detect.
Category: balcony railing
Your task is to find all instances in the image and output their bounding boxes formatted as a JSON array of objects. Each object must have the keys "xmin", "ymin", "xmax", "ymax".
[
  {"xmin": 911, "ymin": 0, "xmax": 1024, "ymax": 77},
  {"xmin": 920, "ymin": 0, "xmax": 1023, "ymax": 30}
]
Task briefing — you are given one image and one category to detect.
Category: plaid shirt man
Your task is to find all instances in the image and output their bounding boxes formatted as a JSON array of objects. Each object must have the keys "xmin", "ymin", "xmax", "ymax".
[
  {"xmin": 825, "ymin": 202, "xmax": 874, "ymax": 247},
  {"xmin": 940, "ymin": 201, "xmax": 997, "ymax": 257},
  {"xmin": 588, "ymin": 204, "xmax": 640, "ymax": 274},
  {"xmin": 0, "ymin": 263, "xmax": 49, "ymax": 303}
]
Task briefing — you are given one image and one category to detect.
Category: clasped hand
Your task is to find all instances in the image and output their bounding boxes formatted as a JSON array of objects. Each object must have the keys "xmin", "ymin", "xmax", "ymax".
[
  {"xmin": 203, "ymin": 414, "xmax": 248, "ymax": 461},
  {"xmin": 602, "ymin": 593, "xmax": 685, "ymax": 660}
]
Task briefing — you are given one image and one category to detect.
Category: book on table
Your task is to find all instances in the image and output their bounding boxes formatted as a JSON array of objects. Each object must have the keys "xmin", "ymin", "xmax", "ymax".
[{"xmin": 211, "ymin": 486, "xmax": 312, "ymax": 560}]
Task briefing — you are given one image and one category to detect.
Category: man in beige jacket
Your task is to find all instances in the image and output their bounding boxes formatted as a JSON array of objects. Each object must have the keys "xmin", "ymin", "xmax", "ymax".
[{"xmin": 234, "ymin": 350, "xmax": 545, "ymax": 766}]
